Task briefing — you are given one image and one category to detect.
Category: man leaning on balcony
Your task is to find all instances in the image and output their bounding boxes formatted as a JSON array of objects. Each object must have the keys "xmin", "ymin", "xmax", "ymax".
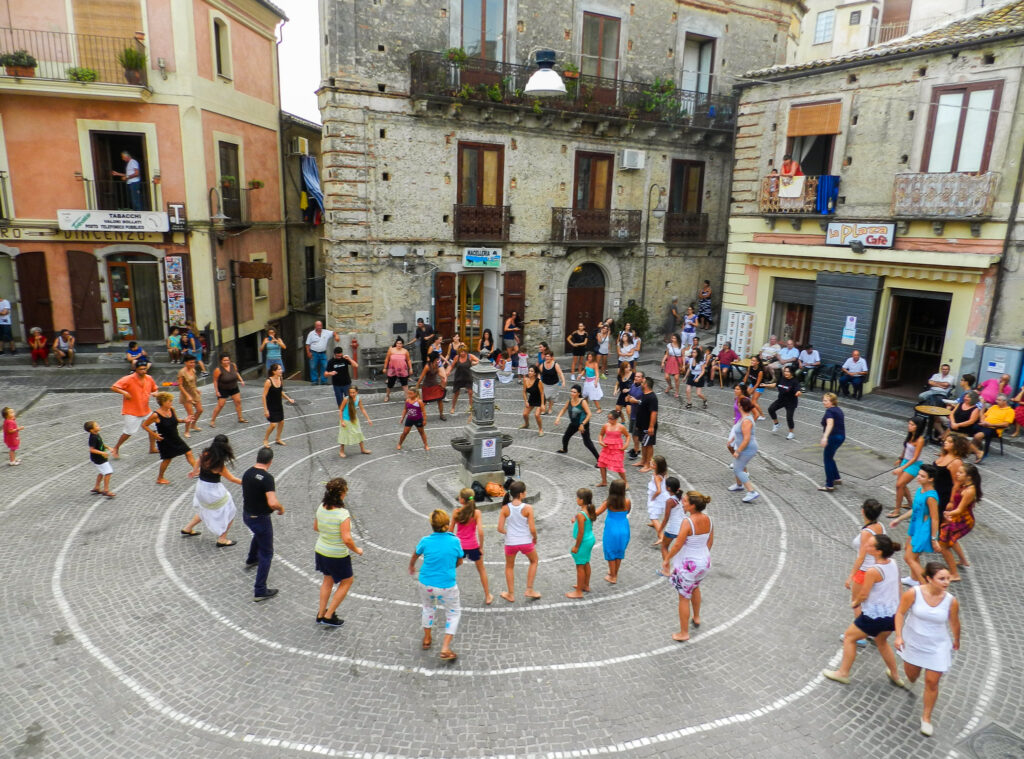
[{"xmin": 111, "ymin": 151, "xmax": 143, "ymax": 211}]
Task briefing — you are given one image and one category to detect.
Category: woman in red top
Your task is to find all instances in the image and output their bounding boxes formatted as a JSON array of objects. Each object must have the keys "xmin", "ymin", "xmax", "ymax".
[
  {"xmin": 28, "ymin": 327, "xmax": 49, "ymax": 366},
  {"xmin": 781, "ymin": 153, "xmax": 803, "ymax": 177}
]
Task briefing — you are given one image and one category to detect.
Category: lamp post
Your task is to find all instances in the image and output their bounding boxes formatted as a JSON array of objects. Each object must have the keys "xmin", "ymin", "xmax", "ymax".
[
  {"xmin": 640, "ymin": 183, "xmax": 666, "ymax": 312},
  {"xmin": 207, "ymin": 187, "xmax": 229, "ymax": 357}
]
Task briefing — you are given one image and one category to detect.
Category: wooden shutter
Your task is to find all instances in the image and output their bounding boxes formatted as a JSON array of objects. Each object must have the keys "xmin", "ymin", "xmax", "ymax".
[
  {"xmin": 787, "ymin": 101, "xmax": 842, "ymax": 136},
  {"xmin": 502, "ymin": 269, "xmax": 526, "ymax": 328},
  {"xmin": 434, "ymin": 271, "xmax": 456, "ymax": 343},
  {"xmin": 66, "ymin": 251, "xmax": 105, "ymax": 342},
  {"xmin": 15, "ymin": 252, "xmax": 53, "ymax": 339}
]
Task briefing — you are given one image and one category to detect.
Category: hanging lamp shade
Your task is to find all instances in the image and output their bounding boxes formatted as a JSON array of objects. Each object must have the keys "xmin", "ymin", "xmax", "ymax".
[{"xmin": 524, "ymin": 50, "xmax": 566, "ymax": 97}]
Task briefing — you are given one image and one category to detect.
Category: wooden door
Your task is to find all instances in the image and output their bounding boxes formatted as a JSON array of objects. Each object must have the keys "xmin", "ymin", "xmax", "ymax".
[
  {"xmin": 502, "ymin": 270, "xmax": 525, "ymax": 332},
  {"xmin": 564, "ymin": 288, "xmax": 604, "ymax": 349},
  {"xmin": 14, "ymin": 252, "xmax": 52, "ymax": 340},
  {"xmin": 434, "ymin": 271, "xmax": 456, "ymax": 345},
  {"xmin": 66, "ymin": 251, "xmax": 105, "ymax": 343}
]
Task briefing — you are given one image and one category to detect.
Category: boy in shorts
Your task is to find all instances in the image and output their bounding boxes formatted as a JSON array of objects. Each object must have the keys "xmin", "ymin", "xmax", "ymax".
[{"xmin": 85, "ymin": 421, "xmax": 115, "ymax": 497}]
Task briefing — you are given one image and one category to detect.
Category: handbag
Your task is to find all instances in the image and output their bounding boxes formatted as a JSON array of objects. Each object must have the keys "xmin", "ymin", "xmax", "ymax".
[{"xmin": 501, "ymin": 456, "xmax": 518, "ymax": 478}]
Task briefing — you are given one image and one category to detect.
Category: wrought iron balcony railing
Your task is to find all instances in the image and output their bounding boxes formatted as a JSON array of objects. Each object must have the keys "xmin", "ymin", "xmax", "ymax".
[
  {"xmin": 664, "ymin": 211, "xmax": 709, "ymax": 243},
  {"xmin": 84, "ymin": 178, "xmax": 155, "ymax": 212},
  {"xmin": 453, "ymin": 203, "xmax": 511, "ymax": 241},
  {"xmin": 759, "ymin": 175, "xmax": 840, "ymax": 215},
  {"xmin": 410, "ymin": 51, "xmax": 737, "ymax": 132},
  {"xmin": 0, "ymin": 27, "xmax": 147, "ymax": 86},
  {"xmin": 892, "ymin": 172, "xmax": 999, "ymax": 219},
  {"xmin": 551, "ymin": 208, "xmax": 641, "ymax": 244}
]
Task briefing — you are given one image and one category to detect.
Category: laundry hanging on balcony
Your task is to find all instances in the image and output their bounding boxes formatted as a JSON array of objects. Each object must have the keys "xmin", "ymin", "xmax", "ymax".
[{"xmin": 300, "ymin": 155, "xmax": 324, "ymax": 226}]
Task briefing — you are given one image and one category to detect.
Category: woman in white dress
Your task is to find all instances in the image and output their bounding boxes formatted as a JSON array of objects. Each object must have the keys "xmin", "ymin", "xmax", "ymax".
[
  {"xmin": 894, "ymin": 561, "xmax": 961, "ymax": 737},
  {"xmin": 580, "ymin": 351, "xmax": 604, "ymax": 411},
  {"xmin": 180, "ymin": 434, "xmax": 241, "ymax": 546}
]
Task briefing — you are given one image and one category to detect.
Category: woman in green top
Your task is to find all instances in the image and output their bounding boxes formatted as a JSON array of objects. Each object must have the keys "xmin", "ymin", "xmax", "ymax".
[
  {"xmin": 313, "ymin": 478, "xmax": 363, "ymax": 627},
  {"xmin": 337, "ymin": 386, "xmax": 373, "ymax": 457},
  {"xmin": 566, "ymin": 488, "xmax": 597, "ymax": 599}
]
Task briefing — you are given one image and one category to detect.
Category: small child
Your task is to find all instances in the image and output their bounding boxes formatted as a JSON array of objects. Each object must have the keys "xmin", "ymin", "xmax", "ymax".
[
  {"xmin": 84, "ymin": 420, "xmax": 114, "ymax": 497},
  {"xmin": 397, "ymin": 387, "xmax": 429, "ymax": 451},
  {"xmin": 125, "ymin": 341, "xmax": 147, "ymax": 368},
  {"xmin": 647, "ymin": 455, "xmax": 669, "ymax": 546},
  {"xmin": 496, "ymin": 480, "xmax": 541, "ymax": 602},
  {"xmin": 517, "ymin": 348, "xmax": 529, "ymax": 377},
  {"xmin": 566, "ymin": 487, "xmax": 596, "ymax": 599},
  {"xmin": 452, "ymin": 488, "xmax": 494, "ymax": 605},
  {"xmin": 3, "ymin": 406, "xmax": 23, "ymax": 465},
  {"xmin": 167, "ymin": 328, "xmax": 182, "ymax": 363}
]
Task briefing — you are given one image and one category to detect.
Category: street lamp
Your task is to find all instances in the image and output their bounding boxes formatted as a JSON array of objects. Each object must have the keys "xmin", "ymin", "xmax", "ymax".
[
  {"xmin": 524, "ymin": 50, "xmax": 567, "ymax": 97},
  {"xmin": 640, "ymin": 183, "xmax": 667, "ymax": 312}
]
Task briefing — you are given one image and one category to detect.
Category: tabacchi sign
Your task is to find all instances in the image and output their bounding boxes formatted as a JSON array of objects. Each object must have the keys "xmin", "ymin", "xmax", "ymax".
[
  {"xmin": 825, "ymin": 222, "xmax": 895, "ymax": 249},
  {"xmin": 57, "ymin": 210, "xmax": 170, "ymax": 233}
]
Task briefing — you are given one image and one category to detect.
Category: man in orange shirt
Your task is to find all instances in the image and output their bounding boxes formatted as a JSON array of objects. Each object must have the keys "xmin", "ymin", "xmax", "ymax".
[{"xmin": 110, "ymin": 359, "xmax": 159, "ymax": 458}]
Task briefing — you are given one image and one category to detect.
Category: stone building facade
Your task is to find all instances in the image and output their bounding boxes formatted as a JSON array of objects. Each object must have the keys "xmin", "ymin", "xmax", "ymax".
[
  {"xmin": 318, "ymin": 0, "xmax": 802, "ymax": 354},
  {"xmin": 724, "ymin": 1, "xmax": 1024, "ymax": 394}
]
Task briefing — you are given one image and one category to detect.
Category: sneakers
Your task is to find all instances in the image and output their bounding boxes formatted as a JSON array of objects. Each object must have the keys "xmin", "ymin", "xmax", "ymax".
[
  {"xmin": 727, "ymin": 484, "xmax": 745, "ymax": 492},
  {"xmin": 771, "ymin": 423, "xmax": 779, "ymax": 432},
  {"xmin": 7, "ymin": 459, "xmax": 20, "ymax": 466},
  {"xmin": 628, "ymin": 449, "xmax": 639, "ymax": 459},
  {"xmin": 786, "ymin": 432, "xmax": 795, "ymax": 440},
  {"xmin": 901, "ymin": 576, "xmax": 920, "ymax": 587},
  {"xmin": 742, "ymin": 491, "xmax": 760, "ymax": 503},
  {"xmin": 920, "ymin": 721, "xmax": 934, "ymax": 737},
  {"xmin": 320, "ymin": 614, "xmax": 344, "ymax": 627},
  {"xmin": 253, "ymin": 588, "xmax": 279, "ymax": 602}
]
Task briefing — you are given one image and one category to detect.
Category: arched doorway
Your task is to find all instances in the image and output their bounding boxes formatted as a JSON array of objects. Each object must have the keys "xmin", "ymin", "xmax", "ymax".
[
  {"xmin": 565, "ymin": 263, "xmax": 605, "ymax": 349},
  {"xmin": 106, "ymin": 253, "xmax": 163, "ymax": 340}
]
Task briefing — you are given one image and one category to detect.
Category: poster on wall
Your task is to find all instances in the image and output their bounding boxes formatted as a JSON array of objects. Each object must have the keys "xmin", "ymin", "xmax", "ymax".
[
  {"xmin": 115, "ymin": 307, "xmax": 133, "ymax": 338},
  {"xmin": 841, "ymin": 315, "xmax": 857, "ymax": 346},
  {"xmin": 164, "ymin": 256, "xmax": 188, "ymax": 326}
]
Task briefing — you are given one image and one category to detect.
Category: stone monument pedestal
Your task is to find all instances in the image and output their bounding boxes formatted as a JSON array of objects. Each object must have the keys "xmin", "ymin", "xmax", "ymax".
[{"xmin": 449, "ymin": 362, "xmax": 514, "ymax": 488}]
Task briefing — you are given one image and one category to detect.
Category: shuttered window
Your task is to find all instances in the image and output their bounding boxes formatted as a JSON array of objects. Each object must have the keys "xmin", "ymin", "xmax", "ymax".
[{"xmin": 787, "ymin": 101, "xmax": 842, "ymax": 136}]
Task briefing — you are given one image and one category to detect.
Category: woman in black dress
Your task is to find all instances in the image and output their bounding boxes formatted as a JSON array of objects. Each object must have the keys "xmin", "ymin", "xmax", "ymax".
[
  {"xmin": 209, "ymin": 353, "xmax": 247, "ymax": 426},
  {"xmin": 449, "ymin": 345, "xmax": 479, "ymax": 415},
  {"xmin": 262, "ymin": 363, "xmax": 296, "ymax": 446},
  {"xmin": 143, "ymin": 391, "xmax": 196, "ymax": 484},
  {"xmin": 614, "ymin": 362, "xmax": 635, "ymax": 416},
  {"xmin": 520, "ymin": 365, "xmax": 545, "ymax": 435}
]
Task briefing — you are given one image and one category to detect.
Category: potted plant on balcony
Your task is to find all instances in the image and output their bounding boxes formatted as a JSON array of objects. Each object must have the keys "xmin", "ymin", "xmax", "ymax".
[
  {"xmin": 67, "ymin": 66, "xmax": 98, "ymax": 82},
  {"xmin": 443, "ymin": 47, "xmax": 467, "ymax": 68},
  {"xmin": 247, "ymin": 179, "xmax": 264, "ymax": 189},
  {"xmin": 1, "ymin": 50, "xmax": 38, "ymax": 77},
  {"xmin": 220, "ymin": 175, "xmax": 237, "ymax": 189},
  {"xmin": 562, "ymin": 62, "xmax": 580, "ymax": 79},
  {"xmin": 117, "ymin": 46, "xmax": 146, "ymax": 85},
  {"xmin": 639, "ymin": 77, "xmax": 675, "ymax": 118}
]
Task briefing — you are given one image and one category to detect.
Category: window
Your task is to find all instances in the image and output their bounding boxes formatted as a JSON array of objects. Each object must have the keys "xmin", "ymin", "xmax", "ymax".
[
  {"xmin": 218, "ymin": 141, "xmax": 241, "ymax": 220},
  {"xmin": 458, "ymin": 142, "xmax": 504, "ymax": 206},
  {"xmin": 922, "ymin": 82, "xmax": 1002, "ymax": 173},
  {"xmin": 681, "ymin": 35, "xmax": 715, "ymax": 96},
  {"xmin": 462, "ymin": 0, "xmax": 506, "ymax": 61},
  {"xmin": 849, "ymin": 10, "xmax": 861, "ymax": 25},
  {"xmin": 213, "ymin": 17, "xmax": 232, "ymax": 78},
  {"xmin": 581, "ymin": 12, "xmax": 620, "ymax": 80},
  {"xmin": 251, "ymin": 256, "xmax": 266, "ymax": 299},
  {"xmin": 90, "ymin": 131, "xmax": 150, "ymax": 211},
  {"xmin": 669, "ymin": 160, "xmax": 704, "ymax": 213},
  {"xmin": 573, "ymin": 152, "xmax": 613, "ymax": 210},
  {"xmin": 813, "ymin": 10, "xmax": 835, "ymax": 44}
]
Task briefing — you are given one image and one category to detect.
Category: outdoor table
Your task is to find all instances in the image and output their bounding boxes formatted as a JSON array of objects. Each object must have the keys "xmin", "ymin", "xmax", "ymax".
[{"xmin": 915, "ymin": 404, "xmax": 951, "ymax": 444}]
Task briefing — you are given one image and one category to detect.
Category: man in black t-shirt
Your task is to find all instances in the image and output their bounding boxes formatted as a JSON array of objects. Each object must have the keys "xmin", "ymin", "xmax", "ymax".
[
  {"xmin": 324, "ymin": 347, "xmax": 356, "ymax": 406},
  {"xmin": 415, "ymin": 318, "xmax": 435, "ymax": 365},
  {"xmin": 242, "ymin": 447, "xmax": 285, "ymax": 602},
  {"xmin": 629, "ymin": 376, "xmax": 659, "ymax": 472}
]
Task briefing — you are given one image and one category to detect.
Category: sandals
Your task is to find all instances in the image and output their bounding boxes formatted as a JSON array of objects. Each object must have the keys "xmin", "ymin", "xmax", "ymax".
[
  {"xmin": 439, "ymin": 650, "xmax": 458, "ymax": 661},
  {"xmin": 886, "ymin": 511, "xmax": 902, "ymax": 519}
]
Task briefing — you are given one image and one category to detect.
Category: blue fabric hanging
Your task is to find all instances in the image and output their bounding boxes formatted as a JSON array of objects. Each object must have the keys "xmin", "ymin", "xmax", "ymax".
[
  {"xmin": 816, "ymin": 175, "xmax": 840, "ymax": 214},
  {"xmin": 300, "ymin": 155, "xmax": 324, "ymax": 224}
]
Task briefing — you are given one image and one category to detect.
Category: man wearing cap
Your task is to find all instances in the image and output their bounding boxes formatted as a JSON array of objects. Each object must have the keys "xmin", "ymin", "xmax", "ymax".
[{"xmin": 109, "ymin": 360, "xmax": 159, "ymax": 457}]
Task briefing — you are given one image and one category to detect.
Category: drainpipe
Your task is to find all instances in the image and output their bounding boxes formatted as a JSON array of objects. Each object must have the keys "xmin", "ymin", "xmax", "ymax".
[{"xmin": 984, "ymin": 118, "xmax": 1024, "ymax": 344}]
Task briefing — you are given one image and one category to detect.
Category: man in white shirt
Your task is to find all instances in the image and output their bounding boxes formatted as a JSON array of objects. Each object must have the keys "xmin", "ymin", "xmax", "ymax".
[
  {"xmin": 778, "ymin": 338, "xmax": 799, "ymax": 367},
  {"xmin": 0, "ymin": 296, "xmax": 13, "ymax": 354},
  {"xmin": 839, "ymin": 349, "xmax": 869, "ymax": 399},
  {"xmin": 759, "ymin": 335, "xmax": 781, "ymax": 365},
  {"xmin": 919, "ymin": 364, "xmax": 955, "ymax": 405},
  {"xmin": 111, "ymin": 150, "xmax": 143, "ymax": 210},
  {"xmin": 797, "ymin": 344, "xmax": 821, "ymax": 386},
  {"xmin": 305, "ymin": 321, "xmax": 339, "ymax": 385}
]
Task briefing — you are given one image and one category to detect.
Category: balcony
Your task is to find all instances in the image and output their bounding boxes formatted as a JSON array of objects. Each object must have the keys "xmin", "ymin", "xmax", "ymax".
[
  {"xmin": 664, "ymin": 212, "xmax": 709, "ymax": 243},
  {"xmin": 758, "ymin": 175, "xmax": 840, "ymax": 228},
  {"xmin": 0, "ymin": 27, "xmax": 149, "ymax": 100},
  {"xmin": 551, "ymin": 208, "xmax": 641, "ymax": 245},
  {"xmin": 453, "ymin": 203, "xmax": 511, "ymax": 242},
  {"xmin": 409, "ymin": 51, "xmax": 737, "ymax": 134},
  {"xmin": 84, "ymin": 178, "xmax": 156, "ymax": 212},
  {"xmin": 222, "ymin": 187, "xmax": 252, "ymax": 229},
  {"xmin": 892, "ymin": 172, "xmax": 998, "ymax": 236}
]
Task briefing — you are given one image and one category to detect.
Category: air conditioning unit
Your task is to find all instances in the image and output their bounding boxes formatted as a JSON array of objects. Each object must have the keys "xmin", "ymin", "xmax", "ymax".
[
  {"xmin": 620, "ymin": 149, "xmax": 646, "ymax": 170},
  {"xmin": 289, "ymin": 136, "xmax": 309, "ymax": 156}
]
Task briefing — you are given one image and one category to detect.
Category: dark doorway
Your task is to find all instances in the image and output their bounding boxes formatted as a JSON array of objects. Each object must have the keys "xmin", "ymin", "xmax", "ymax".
[
  {"xmin": 90, "ymin": 131, "xmax": 150, "ymax": 211},
  {"xmin": 218, "ymin": 141, "xmax": 242, "ymax": 222},
  {"xmin": 107, "ymin": 254, "xmax": 162, "ymax": 340},
  {"xmin": 14, "ymin": 251, "xmax": 52, "ymax": 339},
  {"xmin": 66, "ymin": 251, "xmax": 105, "ymax": 342},
  {"xmin": 565, "ymin": 263, "xmax": 605, "ymax": 350},
  {"xmin": 788, "ymin": 134, "xmax": 835, "ymax": 175},
  {"xmin": 880, "ymin": 292, "xmax": 951, "ymax": 395}
]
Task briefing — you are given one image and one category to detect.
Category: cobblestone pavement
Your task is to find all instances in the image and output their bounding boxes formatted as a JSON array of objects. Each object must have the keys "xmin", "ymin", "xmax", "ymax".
[{"xmin": 1, "ymin": 371, "xmax": 1022, "ymax": 758}]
